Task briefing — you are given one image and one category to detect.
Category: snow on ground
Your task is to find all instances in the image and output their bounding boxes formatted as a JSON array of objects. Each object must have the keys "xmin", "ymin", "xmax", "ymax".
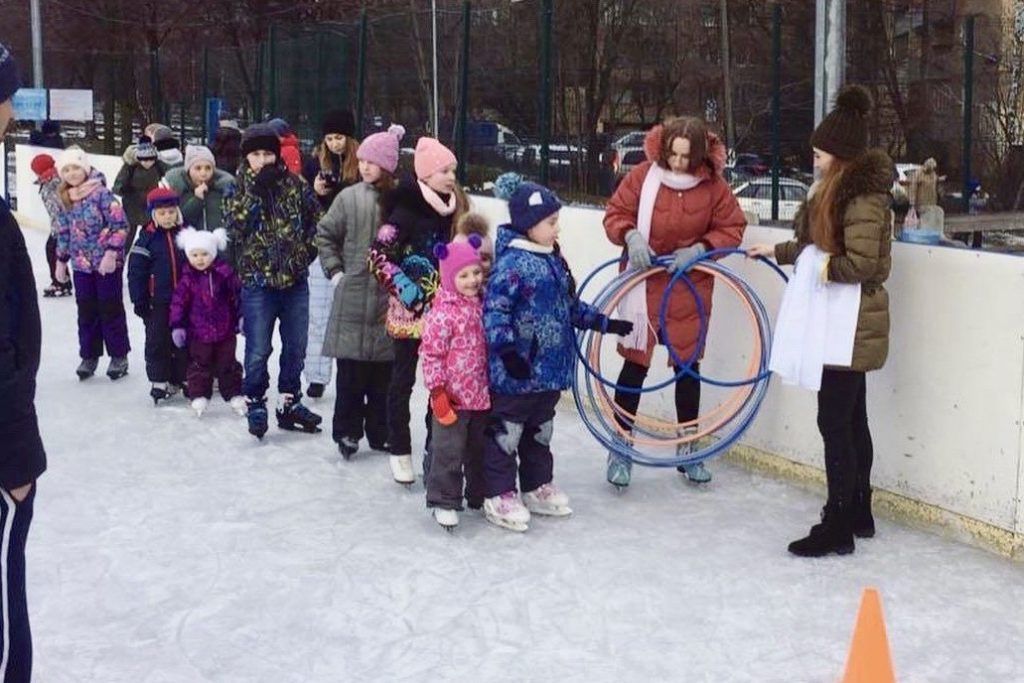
[{"xmin": 17, "ymin": 225, "xmax": 1024, "ymax": 682}]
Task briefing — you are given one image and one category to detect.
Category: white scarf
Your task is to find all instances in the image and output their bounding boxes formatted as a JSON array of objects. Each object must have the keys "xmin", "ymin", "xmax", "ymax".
[
  {"xmin": 768, "ymin": 244, "xmax": 861, "ymax": 391},
  {"xmin": 618, "ymin": 164, "xmax": 702, "ymax": 350},
  {"xmin": 417, "ymin": 180, "xmax": 457, "ymax": 216}
]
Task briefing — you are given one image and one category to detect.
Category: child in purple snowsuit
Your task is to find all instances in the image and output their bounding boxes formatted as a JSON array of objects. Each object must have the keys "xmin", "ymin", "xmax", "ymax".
[{"xmin": 169, "ymin": 228, "xmax": 245, "ymax": 418}]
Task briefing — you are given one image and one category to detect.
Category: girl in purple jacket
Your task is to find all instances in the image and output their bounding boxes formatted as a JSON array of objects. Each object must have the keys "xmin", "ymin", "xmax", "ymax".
[{"xmin": 169, "ymin": 228, "xmax": 245, "ymax": 417}]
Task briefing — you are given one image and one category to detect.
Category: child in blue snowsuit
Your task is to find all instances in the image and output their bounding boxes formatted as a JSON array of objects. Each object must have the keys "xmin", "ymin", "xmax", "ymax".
[{"xmin": 482, "ymin": 175, "xmax": 633, "ymax": 532}]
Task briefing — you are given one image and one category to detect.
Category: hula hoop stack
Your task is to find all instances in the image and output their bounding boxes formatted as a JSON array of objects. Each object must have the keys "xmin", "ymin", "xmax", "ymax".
[{"xmin": 572, "ymin": 248, "xmax": 788, "ymax": 469}]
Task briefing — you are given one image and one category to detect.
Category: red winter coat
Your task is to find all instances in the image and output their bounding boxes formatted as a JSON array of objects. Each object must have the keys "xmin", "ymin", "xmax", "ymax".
[
  {"xmin": 603, "ymin": 130, "xmax": 746, "ymax": 367},
  {"xmin": 280, "ymin": 134, "xmax": 303, "ymax": 176}
]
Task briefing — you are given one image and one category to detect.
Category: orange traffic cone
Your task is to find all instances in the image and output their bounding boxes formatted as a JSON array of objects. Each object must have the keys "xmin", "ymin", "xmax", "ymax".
[{"xmin": 842, "ymin": 588, "xmax": 896, "ymax": 682}]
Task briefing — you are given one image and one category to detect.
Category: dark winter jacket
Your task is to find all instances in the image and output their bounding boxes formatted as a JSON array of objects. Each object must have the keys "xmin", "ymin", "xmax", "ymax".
[
  {"xmin": 222, "ymin": 162, "xmax": 323, "ymax": 290},
  {"xmin": 368, "ymin": 177, "xmax": 457, "ymax": 339},
  {"xmin": 169, "ymin": 259, "xmax": 241, "ymax": 344},
  {"xmin": 316, "ymin": 181, "xmax": 393, "ymax": 362},
  {"xmin": 0, "ymin": 200, "xmax": 47, "ymax": 489},
  {"xmin": 55, "ymin": 170, "xmax": 130, "ymax": 273},
  {"xmin": 302, "ymin": 152, "xmax": 354, "ymax": 209},
  {"xmin": 162, "ymin": 166, "xmax": 236, "ymax": 231},
  {"xmin": 484, "ymin": 227, "xmax": 607, "ymax": 395},
  {"xmin": 128, "ymin": 223, "xmax": 186, "ymax": 308},
  {"xmin": 775, "ymin": 148, "xmax": 894, "ymax": 372},
  {"xmin": 112, "ymin": 160, "xmax": 170, "ymax": 231}
]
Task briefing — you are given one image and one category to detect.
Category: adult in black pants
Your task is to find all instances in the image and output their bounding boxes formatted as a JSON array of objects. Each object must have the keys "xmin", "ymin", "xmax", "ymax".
[
  {"xmin": 0, "ymin": 43, "xmax": 49, "ymax": 682},
  {"xmin": 748, "ymin": 84, "xmax": 893, "ymax": 557}
]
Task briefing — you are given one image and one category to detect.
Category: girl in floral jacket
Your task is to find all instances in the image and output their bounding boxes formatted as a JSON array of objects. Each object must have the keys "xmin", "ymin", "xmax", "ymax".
[
  {"xmin": 54, "ymin": 148, "xmax": 131, "ymax": 381},
  {"xmin": 418, "ymin": 235, "xmax": 489, "ymax": 531}
]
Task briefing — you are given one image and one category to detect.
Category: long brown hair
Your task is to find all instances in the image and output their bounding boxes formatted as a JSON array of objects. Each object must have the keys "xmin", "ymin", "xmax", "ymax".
[
  {"xmin": 317, "ymin": 136, "xmax": 360, "ymax": 184},
  {"xmin": 659, "ymin": 116, "xmax": 708, "ymax": 174},
  {"xmin": 809, "ymin": 159, "xmax": 851, "ymax": 254}
]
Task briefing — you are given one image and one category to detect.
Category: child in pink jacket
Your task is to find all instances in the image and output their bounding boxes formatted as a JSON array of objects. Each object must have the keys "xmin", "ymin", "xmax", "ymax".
[{"xmin": 418, "ymin": 235, "xmax": 489, "ymax": 530}]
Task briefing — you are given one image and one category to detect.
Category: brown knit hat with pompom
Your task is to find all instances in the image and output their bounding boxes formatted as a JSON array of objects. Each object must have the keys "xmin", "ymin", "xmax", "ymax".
[{"xmin": 810, "ymin": 84, "xmax": 872, "ymax": 159}]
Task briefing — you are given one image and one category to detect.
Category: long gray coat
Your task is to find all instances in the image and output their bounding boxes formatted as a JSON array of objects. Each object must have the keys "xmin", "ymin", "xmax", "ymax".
[{"xmin": 316, "ymin": 182, "xmax": 394, "ymax": 362}]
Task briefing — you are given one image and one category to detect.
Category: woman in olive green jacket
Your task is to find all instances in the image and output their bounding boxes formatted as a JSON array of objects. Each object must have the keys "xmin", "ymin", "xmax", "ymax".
[{"xmin": 748, "ymin": 85, "xmax": 892, "ymax": 558}]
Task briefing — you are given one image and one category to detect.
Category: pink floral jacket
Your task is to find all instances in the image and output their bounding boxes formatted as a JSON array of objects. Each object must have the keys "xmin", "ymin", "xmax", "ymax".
[{"xmin": 419, "ymin": 288, "xmax": 491, "ymax": 411}]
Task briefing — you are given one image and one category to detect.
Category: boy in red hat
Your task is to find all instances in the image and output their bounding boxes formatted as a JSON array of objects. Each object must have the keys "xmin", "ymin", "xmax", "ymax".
[
  {"xmin": 127, "ymin": 187, "xmax": 190, "ymax": 404},
  {"xmin": 31, "ymin": 153, "xmax": 72, "ymax": 297}
]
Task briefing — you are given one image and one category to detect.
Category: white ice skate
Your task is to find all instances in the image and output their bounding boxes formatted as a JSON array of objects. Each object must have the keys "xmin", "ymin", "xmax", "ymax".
[
  {"xmin": 389, "ymin": 455, "xmax": 416, "ymax": 485},
  {"xmin": 433, "ymin": 508, "xmax": 459, "ymax": 531},
  {"xmin": 191, "ymin": 397, "xmax": 209, "ymax": 417},
  {"xmin": 483, "ymin": 491, "xmax": 531, "ymax": 532},
  {"xmin": 229, "ymin": 396, "xmax": 248, "ymax": 417},
  {"xmin": 522, "ymin": 483, "xmax": 572, "ymax": 517}
]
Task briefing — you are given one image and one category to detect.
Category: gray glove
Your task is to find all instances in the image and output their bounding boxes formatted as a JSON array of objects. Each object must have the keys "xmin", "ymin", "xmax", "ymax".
[
  {"xmin": 625, "ymin": 230, "xmax": 653, "ymax": 270},
  {"xmin": 667, "ymin": 242, "xmax": 707, "ymax": 274}
]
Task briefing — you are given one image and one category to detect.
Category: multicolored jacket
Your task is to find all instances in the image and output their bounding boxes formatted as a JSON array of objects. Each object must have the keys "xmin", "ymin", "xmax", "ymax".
[
  {"xmin": 368, "ymin": 179, "xmax": 456, "ymax": 339},
  {"xmin": 484, "ymin": 227, "xmax": 608, "ymax": 395},
  {"xmin": 55, "ymin": 170, "xmax": 129, "ymax": 273},
  {"xmin": 420, "ymin": 288, "xmax": 490, "ymax": 411},
  {"xmin": 169, "ymin": 259, "xmax": 242, "ymax": 344},
  {"xmin": 222, "ymin": 163, "xmax": 322, "ymax": 290},
  {"xmin": 127, "ymin": 222, "xmax": 185, "ymax": 307},
  {"xmin": 37, "ymin": 176, "xmax": 63, "ymax": 237}
]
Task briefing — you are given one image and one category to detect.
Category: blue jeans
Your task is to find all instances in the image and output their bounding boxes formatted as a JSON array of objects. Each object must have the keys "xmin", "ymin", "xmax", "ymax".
[{"xmin": 241, "ymin": 281, "xmax": 310, "ymax": 400}]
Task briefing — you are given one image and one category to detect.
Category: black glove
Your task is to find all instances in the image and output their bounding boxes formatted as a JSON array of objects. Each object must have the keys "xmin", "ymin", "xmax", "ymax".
[
  {"xmin": 500, "ymin": 350, "xmax": 531, "ymax": 380},
  {"xmin": 133, "ymin": 302, "xmax": 149, "ymax": 320},
  {"xmin": 605, "ymin": 319, "xmax": 634, "ymax": 336}
]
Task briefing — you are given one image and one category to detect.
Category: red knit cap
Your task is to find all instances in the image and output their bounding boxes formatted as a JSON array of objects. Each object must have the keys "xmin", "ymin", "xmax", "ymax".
[
  {"xmin": 31, "ymin": 154, "xmax": 56, "ymax": 181},
  {"xmin": 146, "ymin": 186, "xmax": 180, "ymax": 212}
]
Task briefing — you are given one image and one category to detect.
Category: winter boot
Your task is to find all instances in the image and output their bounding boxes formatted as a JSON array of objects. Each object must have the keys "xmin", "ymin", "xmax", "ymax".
[
  {"xmin": 675, "ymin": 427, "xmax": 711, "ymax": 483},
  {"xmin": 276, "ymin": 394, "xmax": 323, "ymax": 433},
  {"xmin": 246, "ymin": 398, "xmax": 269, "ymax": 440},
  {"xmin": 191, "ymin": 397, "xmax": 209, "ymax": 417},
  {"xmin": 337, "ymin": 436, "xmax": 359, "ymax": 460},
  {"xmin": 150, "ymin": 383, "xmax": 169, "ymax": 405},
  {"xmin": 483, "ymin": 491, "xmax": 531, "ymax": 532},
  {"xmin": 433, "ymin": 508, "xmax": 459, "ymax": 531},
  {"xmin": 229, "ymin": 396, "xmax": 248, "ymax": 417},
  {"xmin": 522, "ymin": 482, "xmax": 572, "ymax": 516},
  {"xmin": 388, "ymin": 455, "xmax": 415, "ymax": 485},
  {"xmin": 76, "ymin": 357, "xmax": 99, "ymax": 380},
  {"xmin": 306, "ymin": 382, "xmax": 325, "ymax": 399},
  {"xmin": 106, "ymin": 356, "xmax": 129, "ymax": 381},
  {"xmin": 788, "ymin": 506, "xmax": 855, "ymax": 557},
  {"xmin": 852, "ymin": 490, "xmax": 875, "ymax": 538}
]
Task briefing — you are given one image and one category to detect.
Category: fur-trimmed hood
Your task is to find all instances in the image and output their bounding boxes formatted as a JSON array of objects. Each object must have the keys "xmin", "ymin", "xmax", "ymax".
[
  {"xmin": 643, "ymin": 125, "xmax": 727, "ymax": 179},
  {"xmin": 827, "ymin": 147, "xmax": 893, "ymax": 226}
]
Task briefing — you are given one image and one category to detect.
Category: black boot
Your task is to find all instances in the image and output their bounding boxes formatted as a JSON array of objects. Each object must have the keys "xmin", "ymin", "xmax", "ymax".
[
  {"xmin": 788, "ymin": 505, "xmax": 854, "ymax": 557},
  {"xmin": 852, "ymin": 490, "xmax": 875, "ymax": 538},
  {"xmin": 306, "ymin": 383, "xmax": 325, "ymax": 399},
  {"xmin": 337, "ymin": 436, "xmax": 359, "ymax": 459}
]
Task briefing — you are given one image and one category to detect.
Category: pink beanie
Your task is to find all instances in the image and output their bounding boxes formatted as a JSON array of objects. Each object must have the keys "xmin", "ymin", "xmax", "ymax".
[
  {"xmin": 357, "ymin": 124, "xmax": 406, "ymax": 174},
  {"xmin": 414, "ymin": 136, "xmax": 457, "ymax": 180},
  {"xmin": 434, "ymin": 234, "xmax": 483, "ymax": 293}
]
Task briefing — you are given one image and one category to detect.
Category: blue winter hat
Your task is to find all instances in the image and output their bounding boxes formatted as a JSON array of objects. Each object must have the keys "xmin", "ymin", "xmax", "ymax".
[
  {"xmin": 493, "ymin": 172, "xmax": 562, "ymax": 234},
  {"xmin": 0, "ymin": 42, "xmax": 21, "ymax": 105},
  {"xmin": 266, "ymin": 117, "xmax": 291, "ymax": 137}
]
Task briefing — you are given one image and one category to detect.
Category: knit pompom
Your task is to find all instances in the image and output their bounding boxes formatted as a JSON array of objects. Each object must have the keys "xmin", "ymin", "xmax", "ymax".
[
  {"xmin": 467, "ymin": 233, "xmax": 482, "ymax": 250},
  {"xmin": 211, "ymin": 228, "xmax": 230, "ymax": 252},
  {"xmin": 433, "ymin": 243, "xmax": 450, "ymax": 260},
  {"xmin": 387, "ymin": 124, "xmax": 406, "ymax": 140},
  {"xmin": 493, "ymin": 172, "xmax": 524, "ymax": 201},
  {"xmin": 834, "ymin": 85, "xmax": 872, "ymax": 117}
]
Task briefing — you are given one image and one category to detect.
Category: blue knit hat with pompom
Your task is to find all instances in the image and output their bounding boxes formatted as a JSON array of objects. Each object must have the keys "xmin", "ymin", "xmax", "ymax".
[{"xmin": 493, "ymin": 172, "xmax": 562, "ymax": 234}]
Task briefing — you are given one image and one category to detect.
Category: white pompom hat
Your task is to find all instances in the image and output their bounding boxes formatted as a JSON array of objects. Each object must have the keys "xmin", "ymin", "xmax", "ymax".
[{"xmin": 176, "ymin": 227, "xmax": 229, "ymax": 256}]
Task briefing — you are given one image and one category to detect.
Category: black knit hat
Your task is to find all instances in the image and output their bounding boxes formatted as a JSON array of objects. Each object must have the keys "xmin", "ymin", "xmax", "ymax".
[
  {"xmin": 241, "ymin": 122, "xmax": 282, "ymax": 157},
  {"xmin": 322, "ymin": 109, "xmax": 356, "ymax": 137},
  {"xmin": 809, "ymin": 84, "xmax": 872, "ymax": 160}
]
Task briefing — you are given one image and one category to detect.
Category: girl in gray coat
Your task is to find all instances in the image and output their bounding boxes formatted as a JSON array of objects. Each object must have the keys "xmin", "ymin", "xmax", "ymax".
[{"xmin": 316, "ymin": 125, "xmax": 404, "ymax": 458}]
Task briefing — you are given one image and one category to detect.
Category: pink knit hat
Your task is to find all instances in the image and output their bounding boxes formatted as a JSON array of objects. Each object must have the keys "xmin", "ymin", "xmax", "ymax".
[
  {"xmin": 357, "ymin": 124, "xmax": 406, "ymax": 174},
  {"xmin": 434, "ymin": 234, "xmax": 483, "ymax": 293},
  {"xmin": 414, "ymin": 136, "xmax": 457, "ymax": 180}
]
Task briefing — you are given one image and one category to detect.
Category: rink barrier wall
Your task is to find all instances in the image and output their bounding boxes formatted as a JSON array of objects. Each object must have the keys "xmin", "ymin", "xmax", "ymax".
[
  {"xmin": 471, "ymin": 195, "xmax": 1024, "ymax": 561},
  {"xmin": 12, "ymin": 147, "xmax": 1023, "ymax": 560}
]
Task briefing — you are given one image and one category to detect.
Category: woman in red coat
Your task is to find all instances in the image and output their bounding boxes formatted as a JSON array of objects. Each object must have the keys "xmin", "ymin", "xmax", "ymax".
[{"xmin": 603, "ymin": 117, "xmax": 746, "ymax": 488}]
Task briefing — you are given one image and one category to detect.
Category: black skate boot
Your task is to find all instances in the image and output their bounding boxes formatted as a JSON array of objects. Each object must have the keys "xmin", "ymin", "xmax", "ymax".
[
  {"xmin": 76, "ymin": 357, "xmax": 99, "ymax": 380},
  {"xmin": 150, "ymin": 383, "xmax": 170, "ymax": 405},
  {"xmin": 337, "ymin": 436, "xmax": 359, "ymax": 460},
  {"xmin": 106, "ymin": 356, "xmax": 129, "ymax": 381},
  {"xmin": 276, "ymin": 394, "xmax": 322, "ymax": 433},
  {"xmin": 247, "ymin": 398, "xmax": 269, "ymax": 440}
]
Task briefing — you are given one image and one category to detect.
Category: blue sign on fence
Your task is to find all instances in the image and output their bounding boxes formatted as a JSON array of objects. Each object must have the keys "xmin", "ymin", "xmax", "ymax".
[
  {"xmin": 206, "ymin": 98, "xmax": 224, "ymax": 145},
  {"xmin": 12, "ymin": 89, "xmax": 47, "ymax": 121}
]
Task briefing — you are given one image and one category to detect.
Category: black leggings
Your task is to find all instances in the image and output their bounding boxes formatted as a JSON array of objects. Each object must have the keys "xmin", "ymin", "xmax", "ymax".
[
  {"xmin": 613, "ymin": 360, "xmax": 700, "ymax": 432},
  {"xmin": 817, "ymin": 368, "xmax": 874, "ymax": 511}
]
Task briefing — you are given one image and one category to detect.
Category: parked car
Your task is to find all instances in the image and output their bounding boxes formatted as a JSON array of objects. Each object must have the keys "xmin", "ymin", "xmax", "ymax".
[
  {"xmin": 734, "ymin": 153, "xmax": 769, "ymax": 176},
  {"xmin": 733, "ymin": 177, "xmax": 810, "ymax": 221},
  {"xmin": 615, "ymin": 146, "xmax": 647, "ymax": 179},
  {"xmin": 611, "ymin": 130, "xmax": 646, "ymax": 156},
  {"xmin": 722, "ymin": 165, "xmax": 751, "ymax": 188}
]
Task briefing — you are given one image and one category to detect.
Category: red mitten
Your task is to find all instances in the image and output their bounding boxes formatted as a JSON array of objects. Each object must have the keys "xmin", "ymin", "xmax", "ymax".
[{"xmin": 430, "ymin": 387, "xmax": 458, "ymax": 426}]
